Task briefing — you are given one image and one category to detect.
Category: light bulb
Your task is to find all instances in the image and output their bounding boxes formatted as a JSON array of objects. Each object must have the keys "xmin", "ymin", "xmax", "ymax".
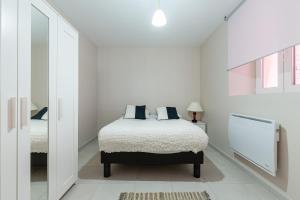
[{"xmin": 152, "ymin": 9, "xmax": 167, "ymax": 27}]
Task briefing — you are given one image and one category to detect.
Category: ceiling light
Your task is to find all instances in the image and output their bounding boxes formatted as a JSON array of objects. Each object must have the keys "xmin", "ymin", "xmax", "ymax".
[{"xmin": 152, "ymin": 0, "xmax": 167, "ymax": 27}]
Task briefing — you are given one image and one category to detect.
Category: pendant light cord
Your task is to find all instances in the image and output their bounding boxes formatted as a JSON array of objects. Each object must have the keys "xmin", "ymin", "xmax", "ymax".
[{"xmin": 157, "ymin": 0, "xmax": 160, "ymax": 9}]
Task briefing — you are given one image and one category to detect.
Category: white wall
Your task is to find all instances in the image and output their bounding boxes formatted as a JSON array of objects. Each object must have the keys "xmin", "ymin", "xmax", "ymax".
[
  {"xmin": 97, "ymin": 48, "xmax": 201, "ymax": 128},
  {"xmin": 200, "ymin": 23, "xmax": 300, "ymax": 200},
  {"xmin": 78, "ymin": 33, "xmax": 98, "ymax": 148}
]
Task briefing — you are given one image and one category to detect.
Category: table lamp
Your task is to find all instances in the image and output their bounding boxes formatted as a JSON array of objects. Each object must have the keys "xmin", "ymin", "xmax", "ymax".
[{"xmin": 187, "ymin": 102, "xmax": 203, "ymax": 123}]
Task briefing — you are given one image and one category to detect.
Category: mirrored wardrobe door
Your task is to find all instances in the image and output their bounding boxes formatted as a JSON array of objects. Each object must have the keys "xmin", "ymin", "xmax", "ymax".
[{"xmin": 30, "ymin": 5, "xmax": 49, "ymax": 200}]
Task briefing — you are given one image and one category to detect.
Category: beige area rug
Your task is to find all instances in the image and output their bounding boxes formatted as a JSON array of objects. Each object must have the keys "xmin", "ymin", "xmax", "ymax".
[
  {"xmin": 79, "ymin": 153, "xmax": 224, "ymax": 182},
  {"xmin": 119, "ymin": 191, "xmax": 211, "ymax": 200}
]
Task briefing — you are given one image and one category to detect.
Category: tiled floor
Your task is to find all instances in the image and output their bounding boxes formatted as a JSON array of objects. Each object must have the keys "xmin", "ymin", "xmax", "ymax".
[{"xmin": 61, "ymin": 139, "xmax": 283, "ymax": 200}]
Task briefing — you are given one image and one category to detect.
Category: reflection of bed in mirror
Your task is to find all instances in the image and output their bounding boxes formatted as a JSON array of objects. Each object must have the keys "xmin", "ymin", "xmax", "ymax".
[
  {"xmin": 31, "ymin": 119, "xmax": 48, "ymax": 153},
  {"xmin": 31, "ymin": 3, "xmax": 50, "ymax": 199},
  {"xmin": 30, "ymin": 119, "xmax": 48, "ymax": 183}
]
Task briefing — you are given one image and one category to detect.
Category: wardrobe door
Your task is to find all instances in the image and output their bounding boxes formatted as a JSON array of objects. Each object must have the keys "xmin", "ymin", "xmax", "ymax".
[
  {"xmin": 0, "ymin": 0, "xmax": 18, "ymax": 199},
  {"xmin": 28, "ymin": 1, "xmax": 58, "ymax": 200},
  {"xmin": 56, "ymin": 16, "xmax": 78, "ymax": 199},
  {"xmin": 17, "ymin": 0, "xmax": 31, "ymax": 199}
]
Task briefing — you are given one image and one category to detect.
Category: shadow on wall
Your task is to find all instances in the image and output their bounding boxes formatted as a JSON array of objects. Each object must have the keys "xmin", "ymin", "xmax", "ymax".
[{"xmin": 235, "ymin": 126, "xmax": 288, "ymax": 191}]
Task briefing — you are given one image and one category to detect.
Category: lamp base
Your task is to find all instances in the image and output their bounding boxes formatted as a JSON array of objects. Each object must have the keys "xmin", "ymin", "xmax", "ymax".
[{"xmin": 192, "ymin": 112, "xmax": 197, "ymax": 123}]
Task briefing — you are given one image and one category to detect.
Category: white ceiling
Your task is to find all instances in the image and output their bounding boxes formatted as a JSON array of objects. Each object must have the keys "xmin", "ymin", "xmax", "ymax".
[{"xmin": 48, "ymin": 0, "xmax": 242, "ymax": 47}]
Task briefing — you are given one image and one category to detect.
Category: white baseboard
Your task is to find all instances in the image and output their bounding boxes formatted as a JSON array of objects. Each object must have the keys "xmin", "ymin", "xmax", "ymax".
[
  {"xmin": 79, "ymin": 136, "xmax": 97, "ymax": 150},
  {"xmin": 208, "ymin": 143, "xmax": 293, "ymax": 200}
]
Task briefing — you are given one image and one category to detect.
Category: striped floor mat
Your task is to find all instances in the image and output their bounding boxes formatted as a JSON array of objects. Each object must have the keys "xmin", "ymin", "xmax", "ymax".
[{"xmin": 119, "ymin": 191, "xmax": 211, "ymax": 200}]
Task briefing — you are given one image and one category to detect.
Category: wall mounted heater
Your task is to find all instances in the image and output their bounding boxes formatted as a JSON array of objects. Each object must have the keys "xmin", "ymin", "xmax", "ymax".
[{"xmin": 229, "ymin": 113, "xmax": 280, "ymax": 176}]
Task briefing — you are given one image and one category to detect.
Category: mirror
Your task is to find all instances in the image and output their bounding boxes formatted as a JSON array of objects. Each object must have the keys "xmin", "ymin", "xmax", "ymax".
[{"xmin": 31, "ymin": 6, "xmax": 49, "ymax": 200}]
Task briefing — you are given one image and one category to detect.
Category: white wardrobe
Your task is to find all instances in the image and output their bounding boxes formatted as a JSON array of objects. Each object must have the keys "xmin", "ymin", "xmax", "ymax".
[{"xmin": 0, "ymin": 0, "xmax": 78, "ymax": 199}]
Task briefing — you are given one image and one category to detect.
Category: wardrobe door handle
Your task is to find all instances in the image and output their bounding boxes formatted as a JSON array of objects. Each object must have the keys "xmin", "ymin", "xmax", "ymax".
[
  {"xmin": 58, "ymin": 98, "xmax": 63, "ymax": 120},
  {"xmin": 8, "ymin": 97, "xmax": 17, "ymax": 132},
  {"xmin": 20, "ymin": 97, "xmax": 28, "ymax": 129}
]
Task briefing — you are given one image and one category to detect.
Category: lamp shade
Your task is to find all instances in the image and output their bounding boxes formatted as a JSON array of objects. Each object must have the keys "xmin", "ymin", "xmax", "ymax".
[
  {"xmin": 31, "ymin": 102, "xmax": 38, "ymax": 111},
  {"xmin": 187, "ymin": 102, "xmax": 203, "ymax": 112}
]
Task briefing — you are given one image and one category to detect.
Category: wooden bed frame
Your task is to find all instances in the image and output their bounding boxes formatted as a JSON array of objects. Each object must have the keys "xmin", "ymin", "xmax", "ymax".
[{"xmin": 100, "ymin": 151, "xmax": 204, "ymax": 178}]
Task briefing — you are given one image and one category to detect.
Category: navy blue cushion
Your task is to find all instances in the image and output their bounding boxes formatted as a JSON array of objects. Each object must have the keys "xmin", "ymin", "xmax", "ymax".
[
  {"xmin": 166, "ymin": 107, "xmax": 179, "ymax": 119},
  {"xmin": 135, "ymin": 105, "xmax": 146, "ymax": 120}
]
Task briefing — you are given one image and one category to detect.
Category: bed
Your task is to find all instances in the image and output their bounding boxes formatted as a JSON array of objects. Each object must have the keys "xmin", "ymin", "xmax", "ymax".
[
  {"xmin": 98, "ymin": 117, "xmax": 209, "ymax": 178},
  {"xmin": 30, "ymin": 119, "xmax": 48, "ymax": 153}
]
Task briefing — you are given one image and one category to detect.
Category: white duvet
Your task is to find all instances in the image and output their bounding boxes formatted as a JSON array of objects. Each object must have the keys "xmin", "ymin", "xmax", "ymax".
[
  {"xmin": 98, "ymin": 118, "xmax": 209, "ymax": 154},
  {"xmin": 31, "ymin": 119, "xmax": 48, "ymax": 153}
]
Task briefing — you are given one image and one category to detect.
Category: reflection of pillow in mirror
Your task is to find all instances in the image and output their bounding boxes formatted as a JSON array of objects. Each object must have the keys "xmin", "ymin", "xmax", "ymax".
[
  {"xmin": 41, "ymin": 111, "xmax": 48, "ymax": 120},
  {"xmin": 31, "ymin": 107, "xmax": 48, "ymax": 120},
  {"xmin": 31, "ymin": 102, "xmax": 38, "ymax": 111}
]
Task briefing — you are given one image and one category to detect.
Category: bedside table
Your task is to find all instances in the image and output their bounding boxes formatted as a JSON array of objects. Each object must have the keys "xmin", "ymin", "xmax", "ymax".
[{"xmin": 192, "ymin": 121, "xmax": 207, "ymax": 132}]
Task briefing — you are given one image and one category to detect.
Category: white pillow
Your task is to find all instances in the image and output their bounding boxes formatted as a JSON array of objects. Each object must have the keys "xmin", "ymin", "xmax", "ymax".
[
  {"xmin": 41, "ymin": 111, "xmax": 48, "ymax": 120},
  {"xmin": 145, "ymin": 109, "xmax": 150, "ymax": 118},
  {"xmin": 157, "ymin": 107, "xmax": 169, "ymax": 120},
  {"xmin": 124, "ymin": 105, "xmax": 136, "ymax": 119},
  {"xmin": 149, "ymin": 114, "xmax": 157, "ymax": 119}
]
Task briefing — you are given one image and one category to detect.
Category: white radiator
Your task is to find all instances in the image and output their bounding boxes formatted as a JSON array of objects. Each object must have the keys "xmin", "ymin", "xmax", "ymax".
[{"xmin": 229, "ymin": 113, "xmax": 280, "ymax": 176}]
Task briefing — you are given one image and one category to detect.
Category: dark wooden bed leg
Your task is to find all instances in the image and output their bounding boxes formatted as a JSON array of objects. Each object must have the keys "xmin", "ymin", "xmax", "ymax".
[
  {"xmin": 104, "ymin": 163, "xmax": 111, "ymax": 178},
  {"xmin": 193, "ymin": 163, "xmax": 200, "ymax": 178}
]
